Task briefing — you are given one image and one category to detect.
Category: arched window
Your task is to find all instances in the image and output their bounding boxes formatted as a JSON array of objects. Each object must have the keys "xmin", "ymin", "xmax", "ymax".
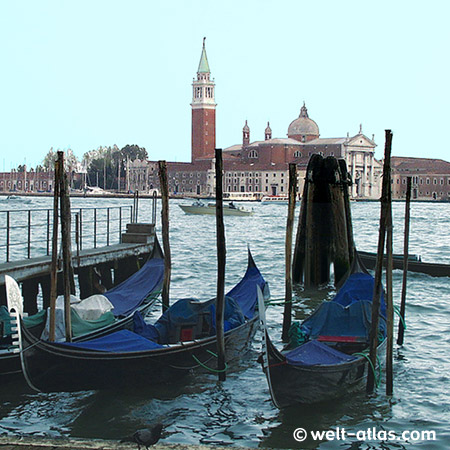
[
  {"xmin": 294, "ymin": 151, "xmax": 302, "ymax": 158},
  {"xmin": 248, "ymin": 150, "xmax": 258, "ymax": 158}
]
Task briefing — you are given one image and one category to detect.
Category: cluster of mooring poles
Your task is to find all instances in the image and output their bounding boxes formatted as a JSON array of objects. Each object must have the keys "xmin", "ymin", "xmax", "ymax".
[
  {"xmin": 157, "ymin": 151, "xmax": 227, "ymax": 381},
  {"xmin": 365, "ymin": 130, "xmax": 411, "ymax": 396},
  {"xmin": 292, "ymin": 154, "xmax": 354, "ymax": 290},
  {"xmin": 283, "ymin": 131, "xmax": 411, "ymax": 396}
]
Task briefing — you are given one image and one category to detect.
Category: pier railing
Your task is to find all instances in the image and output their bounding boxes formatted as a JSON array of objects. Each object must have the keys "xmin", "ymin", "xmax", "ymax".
[{"xmin": 0, "ymin": 205, "xmax": 134, "ymax": 263}]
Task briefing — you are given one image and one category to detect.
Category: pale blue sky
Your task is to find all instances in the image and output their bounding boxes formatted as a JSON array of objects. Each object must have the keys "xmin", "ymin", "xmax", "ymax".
[{"xmin": 1, "ymin": 0, "xmax": 449, "ymax": 169}]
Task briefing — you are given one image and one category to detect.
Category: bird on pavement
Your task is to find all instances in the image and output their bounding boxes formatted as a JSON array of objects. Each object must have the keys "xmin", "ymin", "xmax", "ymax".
[{"xmin": 132, "ymin": 423, "xmax": 164, "ymax": 450}]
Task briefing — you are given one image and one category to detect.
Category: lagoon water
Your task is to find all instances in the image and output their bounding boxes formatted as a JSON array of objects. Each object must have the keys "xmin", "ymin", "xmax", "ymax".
[{"xmin": 0, "ymin": 197, "xmax": 449, "ymax": 449}]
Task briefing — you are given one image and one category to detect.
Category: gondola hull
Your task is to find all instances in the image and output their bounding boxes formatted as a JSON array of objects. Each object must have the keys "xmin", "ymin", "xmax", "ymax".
[
  {"xmin": 357, "ymin": 250, "xmax": 450, "ymax": 278},
  {"xmin": 2, "ymin": 240, "xmax": 164, "ymax": 380},
  {"xmin": 263, "ymin": 335, "xmax": 385, "ymax": 408},
  {"xmin": 20, "ymin": 315, "xmax": 259, "ymax": 392}
]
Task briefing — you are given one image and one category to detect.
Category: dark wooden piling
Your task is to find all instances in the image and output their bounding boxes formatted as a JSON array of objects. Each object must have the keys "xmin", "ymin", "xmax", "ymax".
[
  {"xmin": 49, "ymin": 156, "xmax": 61, "ymax": 342},
  {"xmin": 305, "ymin": 155, "xmax": 332, "ymax": 287},
  {"xmin": 338, "ymin": 159, "xmax": 355, "ymax": 264},
  {"xmin": 39, "ymin": 275, "xmax": 51, "ymax": 310},
  {"xmin": 98, "ymin": 264, "xmax": 113, "ymax": 290},
  {"xmin": 77, "ymin": 266, "xmax": 94, "ymax": 299},
  {"xmin": 293, "ymin": 155, "xmax": 354, "ymax": 288},
  {"xmin": 282, "ymin": 163, "xmax": 297, "ymax": 342},
  {"xmin": 292, "ymin": 178, "xmax": 309, "ymax": 284},
  {"xmin": 327, "ymin": 157, "xmax": 351, "ymax": 286},
  {"xmin": 158, "ymin": 160, "xmax": 171, "ymax": 313},
  {"xmin": 386, "ymin": 205, "xmax": 394, "ymax": 396},
  {"xmin": 367, "ymin": 129, "xmax": 393, "ymax": 394},
  {"xmin": 397, "ymin": 177, "xmax": 412, "ymax": 346},
  {"xmin": 215, "ymin": 148, "xmax": 226, "ymax": 381},
  {"xmin": 22, "ymin": 279, "xmax": 39, "ymax": 315},
  {"xmin": 58, "ymin": 151, "xmax": 74, "ymax": 342}
]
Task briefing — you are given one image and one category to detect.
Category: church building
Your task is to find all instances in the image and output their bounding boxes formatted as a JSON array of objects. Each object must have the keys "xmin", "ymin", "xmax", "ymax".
[{"xmin": 129, "ymin": 40, "xmax": 382, "ymax": 200}]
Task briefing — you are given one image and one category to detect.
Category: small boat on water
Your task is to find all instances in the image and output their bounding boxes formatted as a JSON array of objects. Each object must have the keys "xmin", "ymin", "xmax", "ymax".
[
  {"xmin": 179, "ymin": 201, "xmax": 254, "ymax": 216},
  {"xmin": 0, "ymin": 240, "xmax": 164, "ymax": 381},
  {"xmin": 9, "ymin": 250, "xmax": 269, "ymax": 392},
  {"xmin": 258, "ymin": 254, "xmax": 386, "ymax": 408},
  {"xmin": 260, "ymin": 195, "xmax": 289, "ymax": 204},
  {"xmin": 357, "ymin": 250, "xmax": 450, "ymax": 278}
]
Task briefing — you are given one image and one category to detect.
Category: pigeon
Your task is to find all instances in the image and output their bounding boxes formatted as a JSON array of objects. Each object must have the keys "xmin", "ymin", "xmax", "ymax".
[{"xmin": 132, "ymin": 423, "xmax": 164, "ymax": 450}]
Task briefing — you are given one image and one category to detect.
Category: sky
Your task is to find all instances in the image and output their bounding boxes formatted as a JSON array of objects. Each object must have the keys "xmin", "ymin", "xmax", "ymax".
[{"xmin": 0, "ymin": 0, "xmax": 449, "ymax": 170}]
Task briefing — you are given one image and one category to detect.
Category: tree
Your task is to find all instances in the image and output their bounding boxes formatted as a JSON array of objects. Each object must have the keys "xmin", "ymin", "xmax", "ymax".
[{"xmin": 42, "ymin": 147, "xmax": 79, "ymax": 172}]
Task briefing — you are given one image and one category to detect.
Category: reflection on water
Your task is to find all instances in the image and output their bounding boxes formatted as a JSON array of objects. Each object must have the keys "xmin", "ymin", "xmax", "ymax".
[{"xmin": 0, "ymin": 198, "xmax": 449, "ymax": 449}]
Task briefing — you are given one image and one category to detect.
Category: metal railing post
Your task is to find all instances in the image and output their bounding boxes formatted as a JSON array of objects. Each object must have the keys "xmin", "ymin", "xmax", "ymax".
[
  {"xmin": 107, "ymin": 207, "xmax": 110, "ymax": 246},
  {"xmin": 6, "ymin": 211, "xmax": 10, "ymax": 262},
  {"xmin": 119, "ymin": 207, "xmax": 122, "ymax": 242},
  {"xmin": 94, "ymin": 208, "xmax": 97, "ymax": 248},
  {"xmin": 79, "ymin": 208, "xmax": 83, "ymax": 250},
  {"xmin": 27, "ymin": 210, "xmax": 31, "ymax": 259},
  {"xmin": 46, "ymin": 209, "xmax": 50, "ymax": 256},
  {"xmin": 75, "ymin": 212, "xmax": 80, "ymax": 263}
]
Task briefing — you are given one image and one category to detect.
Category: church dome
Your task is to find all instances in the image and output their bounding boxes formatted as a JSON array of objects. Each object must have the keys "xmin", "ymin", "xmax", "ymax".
[{"xmin": 287, "ymin": 103, "xmax": 319, "ymax": 141}]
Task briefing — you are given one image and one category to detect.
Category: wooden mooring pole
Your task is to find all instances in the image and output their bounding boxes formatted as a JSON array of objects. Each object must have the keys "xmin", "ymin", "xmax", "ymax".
[
  {"xmin": 58, "ymin": 151, "xmax": 75, "ymax": 342},
  {"xmin": 158, "ymin": 161, "xmax": 171, "ymax": 313},
  {"xmin": 49, "ymin": 156, "xmax": 61, "ymax": 342},
  {"xmin": 215, "ymin": 148, "xmax": 226, "ymax": 381},
  {"xmin": 367, "ymin": 130, "xmax": 393, "ymax": 394},
  {"xmin": 397, "ymin": 177, "xmax": 412, "ymax": 346},
  {"xmin": 386, "ymin": 196, "xmax": 394, "ymax": 396},
  {"xmin": 282, "ymin": 163, "xmax": 297, "ymax": 342}
]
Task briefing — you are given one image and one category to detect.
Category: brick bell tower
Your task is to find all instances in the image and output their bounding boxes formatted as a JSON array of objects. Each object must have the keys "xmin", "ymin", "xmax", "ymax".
[{"xmin": 191, "ymin": 38, "xmax": 216, "ymax": 161}]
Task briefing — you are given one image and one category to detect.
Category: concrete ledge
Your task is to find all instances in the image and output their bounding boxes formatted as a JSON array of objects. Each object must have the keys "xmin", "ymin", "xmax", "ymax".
[{"xmin": 0, "ymin": 436, "xmax": 255, "ymax": 450}]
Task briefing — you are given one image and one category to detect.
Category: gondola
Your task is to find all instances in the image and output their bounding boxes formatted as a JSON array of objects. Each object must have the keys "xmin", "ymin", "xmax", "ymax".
[
  {"xmin": 1, "ymin": 239, "xmax": 164, "ymax": 380},
  {"xmin": 357, "ymin": 250, "xmax": 450, "ymax": 278},
  {"xmin": 9, "ymin": 249, "xmax": 269, "ymax": 392},
  {"xmin": 257, "ymin": 254, "xmax": 386, "ymax": 408}
]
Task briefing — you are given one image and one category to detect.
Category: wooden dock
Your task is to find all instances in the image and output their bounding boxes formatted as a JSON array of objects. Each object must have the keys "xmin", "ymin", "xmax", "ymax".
[{"xmin": 0, "ymin": 240, "xmax": 154, "ymax": 285}]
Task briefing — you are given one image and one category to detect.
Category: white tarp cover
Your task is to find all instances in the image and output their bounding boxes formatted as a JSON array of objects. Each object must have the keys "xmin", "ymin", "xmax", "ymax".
[{"xmin": 41, "ymin": 294, "xmax": 114, "ymax": 341}]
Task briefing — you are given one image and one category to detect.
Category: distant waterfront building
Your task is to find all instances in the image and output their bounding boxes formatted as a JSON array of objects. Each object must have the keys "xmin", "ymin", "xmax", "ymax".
[
  {"xmin": 0, "ymin": 169, "xmax": 54, "ymax": 193},
  {"xmin": 126, "ymin": 40, "xmax": 446, "ymax": 202},
  {"xmin": 391, "ymin": 157, "xmax": 450, "ymax": 201},
  {"xmin": 223, "ymin": 109, "xmax": 382, "ymax": 199}
]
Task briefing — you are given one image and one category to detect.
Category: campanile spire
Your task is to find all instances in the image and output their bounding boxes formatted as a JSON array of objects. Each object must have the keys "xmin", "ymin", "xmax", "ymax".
[{"xmin": 191, "ymin": 38, "xmax": 216, "ymax": 161}]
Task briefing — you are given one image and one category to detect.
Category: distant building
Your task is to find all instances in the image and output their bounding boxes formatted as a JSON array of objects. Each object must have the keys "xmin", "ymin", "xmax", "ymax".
[
  {"xmin": 391, "ymin": 157, "xmax": 450, "ymax": 201},
  {"xmin": 131, "ymin": 40, "xmax": 450, "ymax": 203},
  {"xmin": 0, "ymin": 169, "xmax": 54, "ymax": 193},
  {"xmin": 223, "ymin": 110, "xmax": 382, "ymax": 199}
]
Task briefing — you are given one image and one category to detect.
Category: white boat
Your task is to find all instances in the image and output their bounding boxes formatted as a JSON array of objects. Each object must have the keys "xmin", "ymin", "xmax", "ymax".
[
  {"xmin": 179, "ymin": 201, "xmax": 254, "ymax": 216},
  {"xmin": 261, "ymin": 195, "xmax": 289, "ymax": 204},
  {"xmin": 223, "ymin": 192, "xmax": 262, "ymax": 202}
]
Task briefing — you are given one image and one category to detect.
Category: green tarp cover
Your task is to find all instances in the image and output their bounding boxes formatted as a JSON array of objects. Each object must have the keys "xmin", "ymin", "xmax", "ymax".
[{"xmin": 70, "ymin": 308, "xmax": 116, "ymax": 338}]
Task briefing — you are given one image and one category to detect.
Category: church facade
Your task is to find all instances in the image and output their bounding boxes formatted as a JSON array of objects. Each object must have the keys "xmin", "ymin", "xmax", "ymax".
[{"xmin": 129, "ymin": 40, "xmax": 383, "ymax": 199}]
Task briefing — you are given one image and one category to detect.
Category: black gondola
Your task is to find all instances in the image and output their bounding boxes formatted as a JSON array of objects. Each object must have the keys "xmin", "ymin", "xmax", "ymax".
[
  {"xmin": 357, "ymin": 250, "xmax": 450, "ymax": 278},
  {"xmin": 1, "ymin": 239, "xmax": 164, "ymax": 381},
  {"xmin": 258, "ymin": 254, "xmax": 386, "ymax": 408},
  {"xmin": 10, "ymin": 249, "xmax": 269, "ymax": 392}
]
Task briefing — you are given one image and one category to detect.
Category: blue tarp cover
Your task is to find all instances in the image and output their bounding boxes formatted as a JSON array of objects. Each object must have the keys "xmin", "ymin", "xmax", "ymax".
[
  {"xmin": 333, "ymin": 272, "xmax": 386, "ymax": 317},
  {"xmin": 226, "ymin": 261, "xmax": 268, "ymax": 319},
  {"xmin": 285, "ymin": 339, "xmax": 357, "ymax": 366},
  {"xmin": 299, "ymin": 272, "xmax": 387, "ymax": 341},
  {"xmin": 59, "ymin": 329, "xmax": 164, "ymax": 352},
  {"xmin": 104, "ymin": 253, "xmax": 164, "ymax": 317},
  {"xmin": 301, "ymin": 300, "xmax": 375, "ymax": 341},
  {"xmin": 140, "ymin": 296, "xmax": 245, "ymax": 344}
]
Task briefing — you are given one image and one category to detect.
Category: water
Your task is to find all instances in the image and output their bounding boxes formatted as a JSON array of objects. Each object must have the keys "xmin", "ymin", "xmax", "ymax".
[{"xmin": 0, "ymin": 197, "xmax": 449, "ymax": 449}]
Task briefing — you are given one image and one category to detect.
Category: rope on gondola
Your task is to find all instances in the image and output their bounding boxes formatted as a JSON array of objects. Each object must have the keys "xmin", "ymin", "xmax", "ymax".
[
  {"xmin": 191, "ymin": 349, "xmax": 228, "ymax": 373},
  {"xmin": 353, "ymin": 352, "xmax": 382, "ymax": 388},
  {"xmin": 393, "ymin": 305, "xmax": 407, "ymax": 330},
  {"xmin": 264, "ymin": 297, "xmax": 302, "ymax": 307}
]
